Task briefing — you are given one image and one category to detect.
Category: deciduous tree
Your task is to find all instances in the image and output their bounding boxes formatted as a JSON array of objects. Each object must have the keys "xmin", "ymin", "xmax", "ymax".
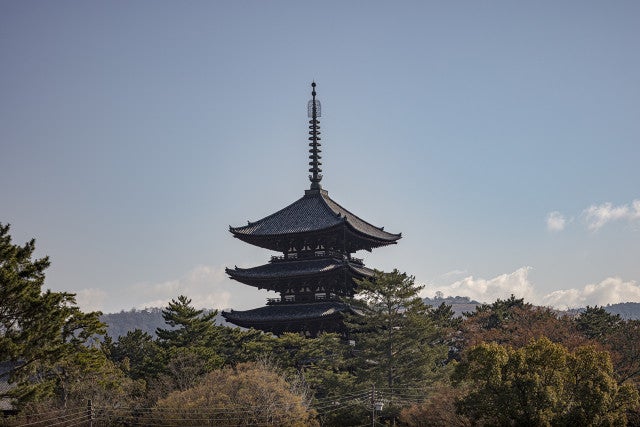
[
  {"xmin": 148, "ymin": 361, "xmax": 318, "ymax": 426},
  {"xmin": 453, "ymin": 337, "xmax": 639, "ymax": 425}
]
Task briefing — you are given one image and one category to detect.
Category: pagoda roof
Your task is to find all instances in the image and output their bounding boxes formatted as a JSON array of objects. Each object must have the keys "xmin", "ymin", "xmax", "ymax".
[
  {"xmin": 230, "ymin": 189, "xmax": 401, "ymax": 250},
  {"xmin": 222, "ymin": 301, "xmax": 353, "ymax": 327},
  {"xmin": 226, "ymin": 257, "xmax": 373, "ymax": 283}
]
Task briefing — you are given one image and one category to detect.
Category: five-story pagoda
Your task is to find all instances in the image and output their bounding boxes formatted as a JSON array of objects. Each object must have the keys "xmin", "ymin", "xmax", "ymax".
[{"xmin": 223, "ymin": 83, "xmax": 401, "ymax": 336}]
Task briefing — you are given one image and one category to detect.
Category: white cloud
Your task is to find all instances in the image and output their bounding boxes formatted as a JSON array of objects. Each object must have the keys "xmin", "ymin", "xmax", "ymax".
[
  {"xmin": 583, "ymin": 199, "xmax": 640, "ymax": 231},
  {"xmin": 428, "ymin": 267, "xmax": 536, "ymax": 304},
  {"xmin": 75, "ymin": 288, "xmax": 108, "ymax": 312},
  {"xmin": 428, "ymin": 267, "xmax": 640, "ymax": 310},
  {"xmin": 439, "ymin": 269, "xmax": 468, "ymax": 279},
  {"xmin": 540, "ymin": 277, "xmax": 640, "ymax": 309},
  {"xmin": 133, "ymin": 265, "xmax": 231, "ymax": 311},
  {"xmin": 546, "ymin": 211, "xmax": 566, "ymax": 232}
]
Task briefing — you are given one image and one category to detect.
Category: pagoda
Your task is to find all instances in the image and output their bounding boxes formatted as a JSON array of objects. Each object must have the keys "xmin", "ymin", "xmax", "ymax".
[{"xmin": 223, "ymin": 83, "xmax": 401, "ymax": 336}]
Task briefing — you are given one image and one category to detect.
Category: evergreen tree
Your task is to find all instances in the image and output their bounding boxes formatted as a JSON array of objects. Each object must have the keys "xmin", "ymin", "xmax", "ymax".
[
  {"xmin": 151, "ymin": 296, "xmax": 223, "ymax": 397},
  {"xmin": 106, "ymin": 329, "xmax": 164, "ymax": 381},
  {"xmin": 0, "ymin": 223, "xmax": 118, "ymax": 407},
  {"xmin": 576, "ymin": 305, "xmax": 624, "ymax": 340},
  {"xmin": 347, "ymin": 270, "xmax": 447, "ymax": 390},
  {"xmin": 156, "ymin": 295, "xmax": 220, "ymax": 348}
]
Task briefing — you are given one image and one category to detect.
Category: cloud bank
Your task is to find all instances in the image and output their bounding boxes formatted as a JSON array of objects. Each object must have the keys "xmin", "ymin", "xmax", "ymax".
[
  {"xmin": 133, "ymin": 265, "xmax": 231, "ymax": 311},
  {"xmin": 428, "ymin": 267, "xmax": 536, "ymax": 304},
  {"xmin": 584, "ymin": 200, "xmax": 640, "ymax": 231},
  {"xmin": 427, "ymin": 267, "xmax": 640, "ymax": 309},
  {"xmin": 547, "ymin": 198, "xmax": 640, "ymax": 232},
  {"xmin": 76, "ymin": 265, "xmax": 233, "ymax": 313},
  {"xmin": 541, "ymin": 277, "xmax": 640, "ymax": 309}
]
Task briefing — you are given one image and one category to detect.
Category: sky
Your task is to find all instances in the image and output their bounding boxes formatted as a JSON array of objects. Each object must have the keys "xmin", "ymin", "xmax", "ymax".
[{"xmin": 1, "ymin": 1, "xmax": 639, "ymax": 314}]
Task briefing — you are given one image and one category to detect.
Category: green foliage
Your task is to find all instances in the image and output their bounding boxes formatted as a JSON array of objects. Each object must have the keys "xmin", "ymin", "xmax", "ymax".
[
  {"xmin": 244, "ymin": 332, "xmax": 356, "ymax": 399},
  {"xmin": 0, "ymin": 223, "xmax": 112, "ymax": 407},
  {"xmin": 453, "ymin": 337, "xmax": 639, "ymax": 425},
  {"xmin": 156, "ymin": 295, "xmax": 220, "ymax": 348},
  {"xmin": 106, "ymin": 329, "xmax": 164, "ymax": 381},
  {"xmin": 577, "ymin": 305, "xmax": 624, "ymax": 340},
  {"xmin": 146, "ymin": 296, "xmax": 224, "ymax": 400},
  {"xmin": 466, "ymin": 294, "xmax": 531, "ymax": 330},
  {"xmin": 4, "ymin": 224, "xmax": 637, "ymax": 424},
  {"xmin": 347, "ymin": 270, "xmax": 448, "ymax": 391}
]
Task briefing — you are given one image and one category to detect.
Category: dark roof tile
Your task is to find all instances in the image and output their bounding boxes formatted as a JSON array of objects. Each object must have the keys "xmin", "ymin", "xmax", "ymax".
[
  {"xmin": 227, "ymin": 258, "xmax": 374, "ymax": 280},
  {"xmin": 222, "ymin": 301, "xmax": 352, "ymax": 323},
  {"xmin": 230, "ymin": 189, "xmax": 401, "ymax": 242}
]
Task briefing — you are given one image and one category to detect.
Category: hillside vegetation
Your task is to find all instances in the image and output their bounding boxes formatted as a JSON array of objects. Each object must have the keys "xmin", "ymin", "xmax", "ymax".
[{"xmin": 2, "ymin": 224, "xmax": 640, "ymax": 426}]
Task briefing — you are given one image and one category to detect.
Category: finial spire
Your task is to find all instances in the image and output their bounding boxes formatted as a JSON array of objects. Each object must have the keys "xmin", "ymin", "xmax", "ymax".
[{"xmin": 307, "ymin": 82, "xmax": 323, "ymax": 190}]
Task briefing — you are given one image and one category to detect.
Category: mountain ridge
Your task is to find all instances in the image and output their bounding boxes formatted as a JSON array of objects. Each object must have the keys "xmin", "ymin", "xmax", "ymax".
[{"xmin": 100, "ymin": 300, "xmax": 640, "ymax": 339}]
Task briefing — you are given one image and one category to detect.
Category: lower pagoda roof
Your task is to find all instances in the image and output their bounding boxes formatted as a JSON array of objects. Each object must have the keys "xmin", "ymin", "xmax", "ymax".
[
  {"xmin": 226, "ymin": 257, "xmax": 373, "ymax": 289},
  {"xmin": 222, "ymin": 301, "xmax": 354, "ymax": 330}
]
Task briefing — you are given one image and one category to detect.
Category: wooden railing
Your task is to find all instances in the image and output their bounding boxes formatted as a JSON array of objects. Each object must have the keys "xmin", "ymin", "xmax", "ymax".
[
  {"xmin": 269, "ymin": 251, "xmax": 364, "ymax": 265},
  {"xmin": 266, "ymin": 294, "xmax": 341, "ymax": 305}
]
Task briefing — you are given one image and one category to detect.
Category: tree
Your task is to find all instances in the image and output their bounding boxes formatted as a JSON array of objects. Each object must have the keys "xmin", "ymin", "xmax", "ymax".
[
  {"xmin": 106, "ymin": 329, "xmax": 164, "ymax": 381},
  {"xmin": 605, "ymin": 319, "xmax": 640, "ymax": 385},
  {"xmin": 0, "ymin": 223, "xmax": 112, "ymax": 407},
  {"xmin": 156, "ymin": 295, "xmax": 220, "ymax": 348},
  {"xmin": 147, "ymin": 361, "xmax": 318, "ymax": 426},
  {"xmin": 461, "ymin": 299, "xmax": 590, "ymax": 352},
  {"xmin": 464, "ymin": 295, "xmax": 530, "ymax": 331},
  {"xmin": 576, "ymin": 305, "xmax": 624, "ymax": 341},
  {"xmin": 453, "ymin": 337, "xmax": 639, "ymax": 425},
  {"xmin": 346, "ymin": 269, "xmax": 448, "ymax": 425},
  {"xmin": 399, "ymin": 383, "xmax": 471, "ymax": 427},
  {"xmin": 145, "ymin": 296, "xmax": 224, "ymax": 400}
]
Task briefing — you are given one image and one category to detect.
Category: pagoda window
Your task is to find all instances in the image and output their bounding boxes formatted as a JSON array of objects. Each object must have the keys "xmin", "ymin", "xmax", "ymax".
[
  {"xmin": 315, "ymin": 293, "xmax": 326, "ymax": 301},
  {"xmin": 284, "ymin": 295, "xmax": 295, "ymax": 302}
]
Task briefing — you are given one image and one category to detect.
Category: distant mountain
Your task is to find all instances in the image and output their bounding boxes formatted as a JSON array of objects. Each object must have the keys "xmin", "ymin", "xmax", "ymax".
[
  {"xmin": 423, "ymin": 296, "xmax": 481, "ymax": 317},
  {"xmin": 601, "ymin": 302, "xmax": 640, "ymax": 320},
  {"xmin": 100, "ymin": 308, "xmax": 230, "ymax": 339},
  {"xmin": 99, "ymin": 301, "xmax": 640, "ymax": 339},
  {"xmin": 422, "ymin": 298, "xmax": 640, "ymax": 320}
]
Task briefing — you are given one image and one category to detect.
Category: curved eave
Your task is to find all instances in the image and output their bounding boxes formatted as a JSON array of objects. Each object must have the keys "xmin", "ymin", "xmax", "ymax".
[
  {"xmin": 321, "ymin": 192, "xmax": 402, "ymax": 242},
  {"xmin": 222, "ymin": 302, "xmax": 352, "ymax": 327},
  {"xmin": 230, "ymin": 222, "xmax": 400, "ymax": 253},
  {"xmin": 228, "ymin": 190, "xmax": 402, "ymax": 251},
  {"xmin": 226, "ymin": 260, "xmax": 374, "ymax": 290},
  {"xmin": 342, "ymin": 221, "xmax": 401, "ymax": 251}
]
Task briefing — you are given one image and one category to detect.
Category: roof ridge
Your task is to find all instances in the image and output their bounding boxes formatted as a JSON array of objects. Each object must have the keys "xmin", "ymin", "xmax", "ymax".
[{"xmin": 320, "ymin": 191, "xmax": 402, "ymax": 239}]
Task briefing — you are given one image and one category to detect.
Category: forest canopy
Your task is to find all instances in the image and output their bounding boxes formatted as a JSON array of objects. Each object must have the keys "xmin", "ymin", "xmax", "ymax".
[{"xmin": 1, "ymin": 223, "xmax": 639, "ymax": 426}]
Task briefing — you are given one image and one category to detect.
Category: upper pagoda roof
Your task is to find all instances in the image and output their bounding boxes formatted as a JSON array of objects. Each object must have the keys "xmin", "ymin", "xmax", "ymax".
[
  {"xmin": 229, "ymin": 189, "xmax": 401, "ymax": 247},
  {"xmin": 229, "ymin": 82, "xmax": 401, "ymax": 253}
]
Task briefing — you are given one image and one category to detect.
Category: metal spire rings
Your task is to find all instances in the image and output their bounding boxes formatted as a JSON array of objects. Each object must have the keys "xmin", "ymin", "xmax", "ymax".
[{"xmin": 307, "ymin": 82, "xmax": 323, "ymax": 190}]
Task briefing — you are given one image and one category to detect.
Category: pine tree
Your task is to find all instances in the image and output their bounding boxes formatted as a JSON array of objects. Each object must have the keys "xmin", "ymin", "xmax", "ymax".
[
  {"xmin": 0, "ymin": 223, "xmax": 111, "ymax": 407},
  {"xmin": 347, "ymin": 270, "xmax": 447, "ymax": 390},
  {"xmin": 152, "ymin": 296, "xmax": 224, "ymax": 393},
  {"xmin": 156, "ymin": 295, "xmax": 219, "ymax": 348}
]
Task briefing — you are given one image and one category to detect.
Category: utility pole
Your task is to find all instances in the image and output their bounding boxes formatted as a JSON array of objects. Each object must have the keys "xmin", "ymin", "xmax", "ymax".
[
  {"xmin": 87, "ymin": 399, "xmax": 94, "ymax": 427},
  {"xmin": 371, "ymin": 384, "xmax": 375, "ymax": 427}
]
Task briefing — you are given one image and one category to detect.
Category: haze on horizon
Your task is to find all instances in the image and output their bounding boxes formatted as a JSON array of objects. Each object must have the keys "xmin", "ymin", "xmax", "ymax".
[{"xmin": 1, "ymin": 1, "xmax": 639, "ymax": 314}]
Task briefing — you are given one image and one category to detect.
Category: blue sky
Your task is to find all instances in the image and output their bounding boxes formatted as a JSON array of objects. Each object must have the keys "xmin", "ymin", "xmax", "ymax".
[{"xmin": 1, "ymin": 1, "xmax": 639, "ymax": 313}]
